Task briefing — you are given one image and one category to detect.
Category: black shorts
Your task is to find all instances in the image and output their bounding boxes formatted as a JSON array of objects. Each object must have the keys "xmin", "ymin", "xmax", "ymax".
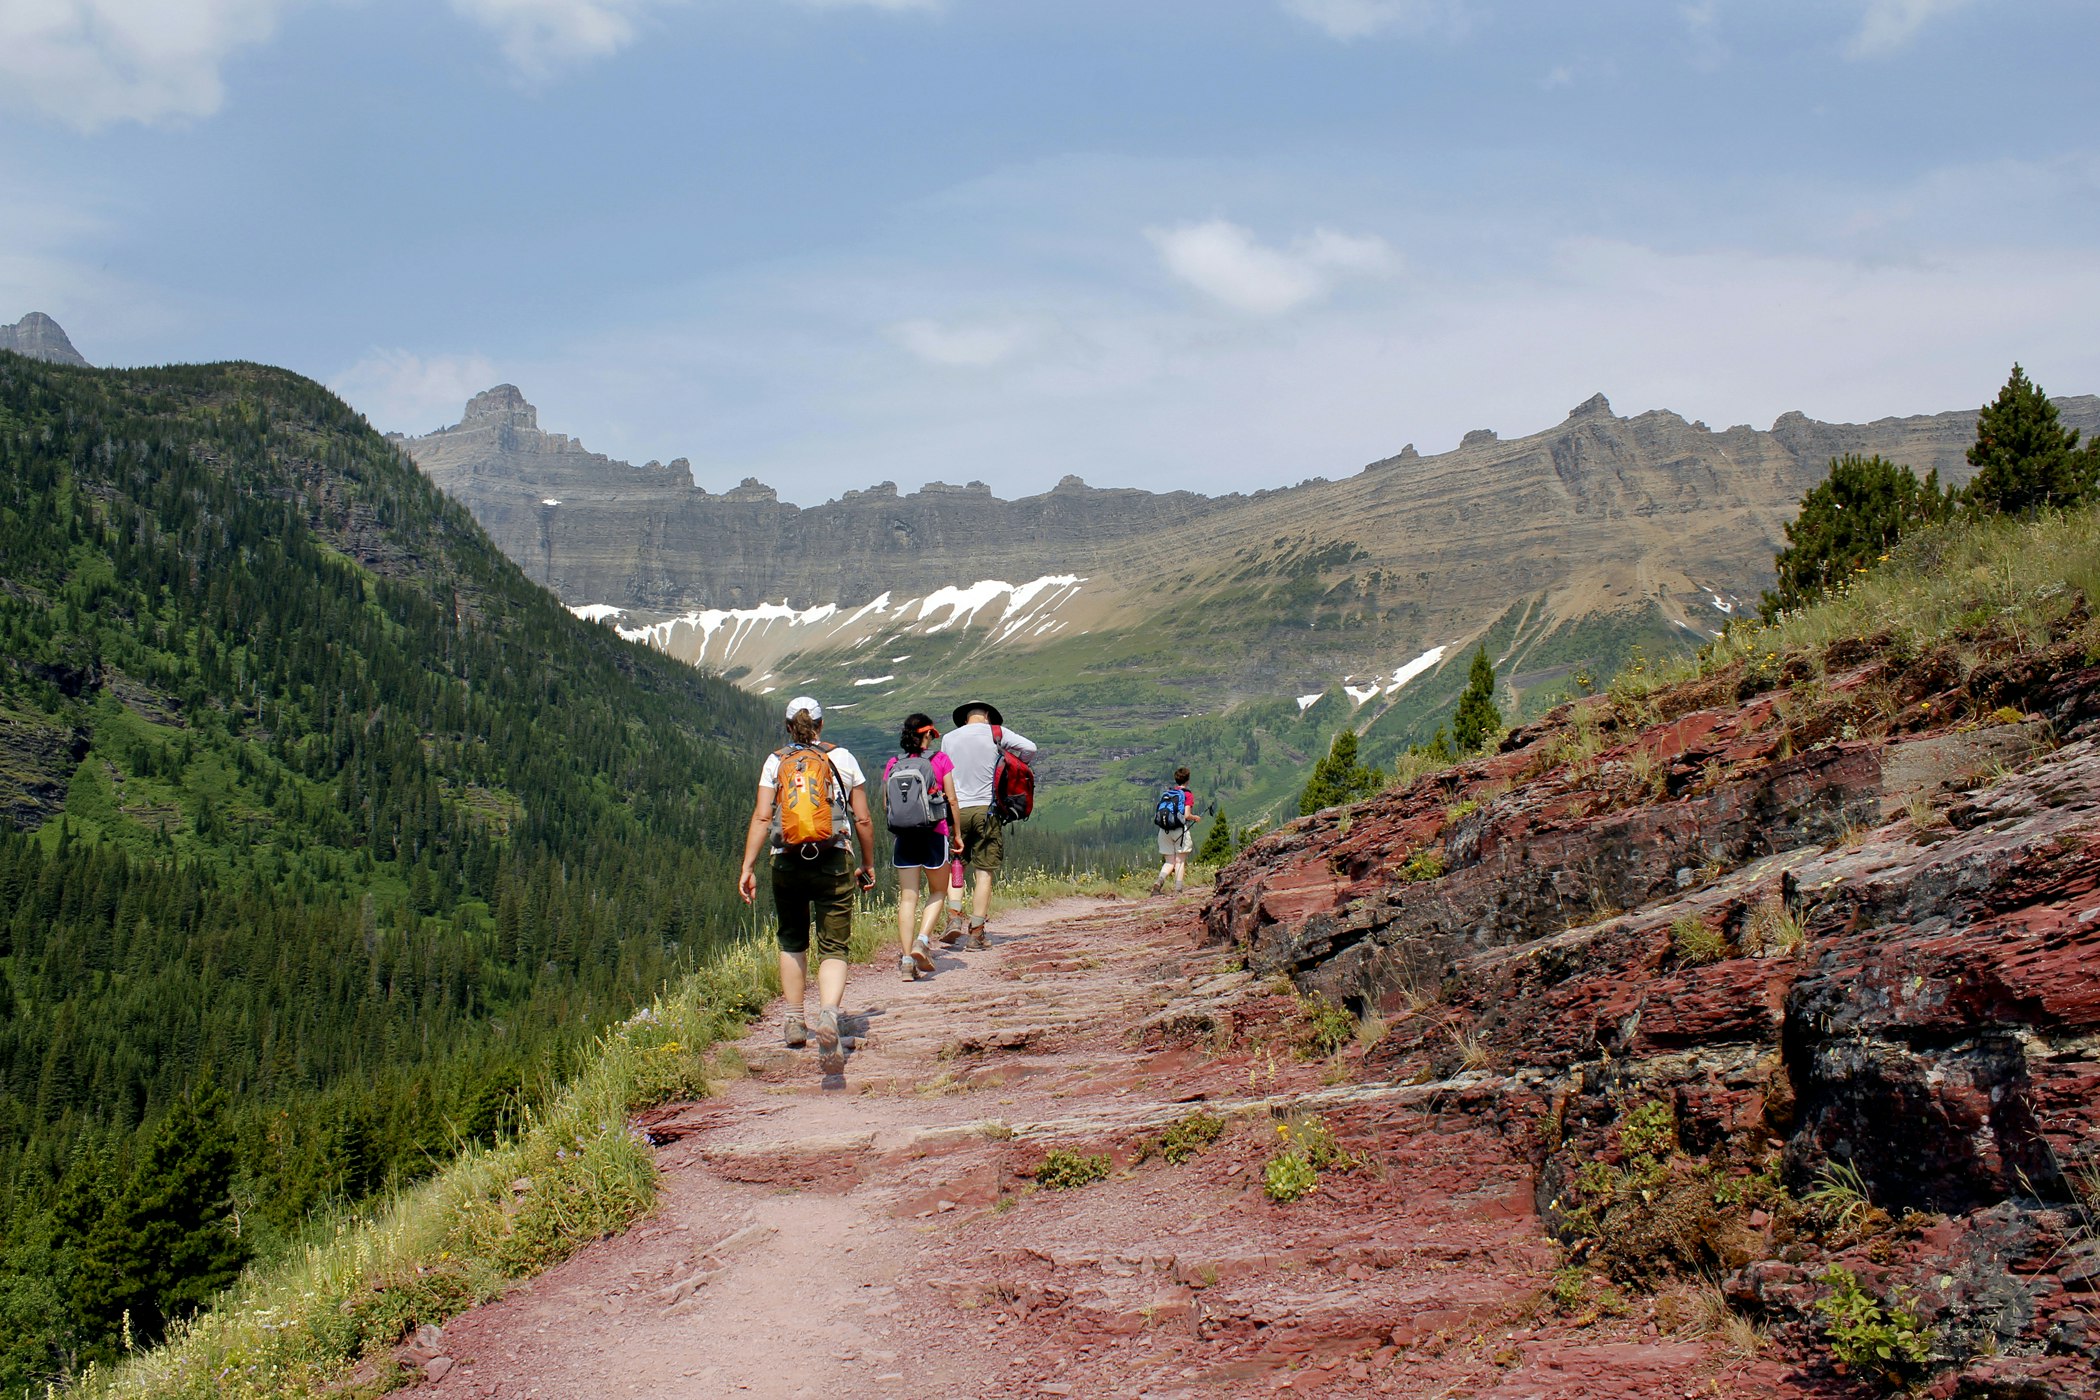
[
  {"xmin": 770, "ymin": 846, "xmax": 854, "ymax": 961},
  {"xmin": 891, "ymin": 828, "xmax": 949, "ymax": 869}
]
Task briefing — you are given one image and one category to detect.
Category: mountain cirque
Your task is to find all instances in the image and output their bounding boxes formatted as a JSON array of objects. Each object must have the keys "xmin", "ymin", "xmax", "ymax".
[
  {"xmin": 0, "ymin": 313, "xmax": 89, "ymax": 368},
  {"xmin": 396, "ymin": 383, "xmax": 2100, "ymax": 718}
]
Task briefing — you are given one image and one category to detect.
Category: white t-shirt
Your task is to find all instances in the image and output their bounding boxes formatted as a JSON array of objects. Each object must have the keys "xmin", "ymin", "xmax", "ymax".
[
  {"xmin": 760, "ymin": 743, "xmax": 867, "ymax": 854},
  {"xmin": 943, "ymin": 722, "xmax": 1035, "ymax": 807}
]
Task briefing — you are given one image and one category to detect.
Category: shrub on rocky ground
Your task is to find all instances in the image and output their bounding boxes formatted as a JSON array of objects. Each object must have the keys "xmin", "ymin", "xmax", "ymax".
[
  {"xmin": 1136, "ymin": 1110, "xmax": 1228, "ymax": 1166},
  {"xmin": 1817, "ymin": 1265, "xmax": 1939, "ymax": 1390},
  {"xmin": 1297, "ymin": 994, "xmax": 1356, "ymax": 1057},
  {"xmin": 1262, "ymin": 1112, "xmax": 1356, "ymax": 1203},
  {"xmin": 1034, "ymin": 1149, "xmax": 1111, "ymax": 1191}
]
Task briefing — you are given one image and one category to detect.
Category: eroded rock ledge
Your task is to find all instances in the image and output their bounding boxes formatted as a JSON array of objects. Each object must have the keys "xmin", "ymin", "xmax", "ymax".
[{"xmin": 1207, "ymin": 623, "xmax": 2100, "ymax": 1397}]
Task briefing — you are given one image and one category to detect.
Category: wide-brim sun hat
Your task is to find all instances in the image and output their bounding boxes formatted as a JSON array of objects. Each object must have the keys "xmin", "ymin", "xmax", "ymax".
[
  {"xmin": 952, "ymin": 700, "xmax": 1004, "ymax": 727},
  {"xmin": 786, "ymin": 695, "xmax": 824, "ymax": 721}
]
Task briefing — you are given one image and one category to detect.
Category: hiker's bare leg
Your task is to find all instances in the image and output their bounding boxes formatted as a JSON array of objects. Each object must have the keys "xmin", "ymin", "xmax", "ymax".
[
  {"xmin": 817, "ymin": 955, "xmax": 848, "ymax": 1009},
  {"xmin": 896, "ymin": 866, "xmax": 922, "ymax": 956},
  {"xmin": 779, "ymin": 950, "xmax": 809, "ymax": 1006},
  {"xmin": 1172, "ymin": 853, "xmax": 1188, "ymax": 891},
  {"xmin": 916, "ymin": 889, "xmax": 946, "ymax": 942},
  {"xmin": 971, "ymin": 868, "xmax": 995, "ymax": 923}
]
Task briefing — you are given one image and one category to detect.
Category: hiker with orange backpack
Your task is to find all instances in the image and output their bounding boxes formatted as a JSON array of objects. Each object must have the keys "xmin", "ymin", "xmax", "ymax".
[
  {"xmin": 736, "ymin": 697, "xmax": 876, "ymax": 1057},
  {"xmin": 940, "ymin": 701, "xmax": 1037, "ymax": 949}
]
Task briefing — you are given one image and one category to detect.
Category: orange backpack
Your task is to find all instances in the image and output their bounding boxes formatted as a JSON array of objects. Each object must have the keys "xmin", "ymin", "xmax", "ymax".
[{"xmin": 775, "ymin": 743, "xmax": 846, "ymax": 848}]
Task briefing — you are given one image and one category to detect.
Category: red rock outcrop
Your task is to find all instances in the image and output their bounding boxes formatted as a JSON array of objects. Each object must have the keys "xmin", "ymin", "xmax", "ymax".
[{"xmin": 1207, "ymin": 624, "xmax": 2100, "ymax": 1397}]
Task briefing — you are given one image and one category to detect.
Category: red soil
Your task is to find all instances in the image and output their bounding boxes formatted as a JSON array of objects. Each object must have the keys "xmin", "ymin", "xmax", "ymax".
[{"xmin": 399, "ymin": 895, "xmax": 1805, "ymax": 1399}]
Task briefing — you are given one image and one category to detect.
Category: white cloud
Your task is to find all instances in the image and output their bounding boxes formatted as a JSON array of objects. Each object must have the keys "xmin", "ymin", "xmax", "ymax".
[
  {"xmin": 0, "ymin": 0, "xmax": 289, "ymax": 130},
  {"xmin": 1847, "ymin": 0, "xmax": 1974, "ymax": 57},
  {"xmin": 891, "ymin": 318, "xmax": 1030, "ymax": 367},
  {"xmin": 1280, "ymin": 0, "xmax": 1468, "ymax": 41},
  {"xmin": 331, "ymin": 349, "xmax": 502, "ymax": 434},
  {"xmin": 448, "ymin": 0, "xmax": 678, "ymax": 77},
  {"xmin": 451, "ymin": 0, "xmax": 937, "ymax": 77},
  {"xmin": 1147, "ymin": 220, "xmax": 1398, "ymax": 315}
]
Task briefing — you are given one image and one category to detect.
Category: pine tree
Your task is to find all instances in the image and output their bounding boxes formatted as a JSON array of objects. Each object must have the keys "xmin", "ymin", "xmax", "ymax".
[
  {"xmin": 1451, "ymin": 646, "xmax": 1503, "ymax": 753},
  {"xmin": 75, "ymin": 1089, "xmax": 250, "ymax": 1344},
  {"xmin": 1196, "ymin": 805, "xmax": 1236, "ymax": 864},
  {"xmin": 1760, "ymin": 454, "xmax": 1952, "ymax": 618},
  {"xmin": 1964, "ymin": 364, "xmax": 2098, "ymax": 517},
  {"xmin": 1298, "ymin": 730, "xmax": 1385, "ymax": 815}
]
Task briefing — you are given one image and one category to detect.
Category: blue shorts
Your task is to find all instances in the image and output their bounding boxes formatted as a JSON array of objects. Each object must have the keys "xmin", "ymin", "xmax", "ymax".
[{"xmin": 891, "ymin": 828, "xmax": 949, "ymax": 870}]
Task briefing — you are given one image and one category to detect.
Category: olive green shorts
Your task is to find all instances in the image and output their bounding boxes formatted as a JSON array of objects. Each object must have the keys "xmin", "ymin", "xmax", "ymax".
[
  {"xmin": 770, "ymin": 846, "xmax": 855, "ymax": 961},
  {"xmin": 957, "ymin": 805, "xmax": 1004, "ymax": 873}
]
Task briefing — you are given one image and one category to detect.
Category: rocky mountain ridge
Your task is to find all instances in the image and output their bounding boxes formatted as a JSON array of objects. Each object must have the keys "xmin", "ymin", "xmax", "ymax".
[
  {"xmin": 399, "ymin": 384, "xmax": 2100, "ymax": 623},
  {"xmin": 0, "ymin": 313, "xmax": 89, "ymax": 368}
]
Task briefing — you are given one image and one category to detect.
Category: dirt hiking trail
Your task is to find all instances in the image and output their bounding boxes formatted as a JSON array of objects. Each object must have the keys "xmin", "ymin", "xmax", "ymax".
[{"xmin": 404, "ymin": 894, "xmax": 1797, "ymax": 1398}]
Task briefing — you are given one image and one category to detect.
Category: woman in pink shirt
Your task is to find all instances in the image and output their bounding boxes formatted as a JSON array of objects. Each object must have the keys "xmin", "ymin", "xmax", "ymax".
[{"xmin": 883, "ymin": 714, "xmax": 964, "ymax": 981}]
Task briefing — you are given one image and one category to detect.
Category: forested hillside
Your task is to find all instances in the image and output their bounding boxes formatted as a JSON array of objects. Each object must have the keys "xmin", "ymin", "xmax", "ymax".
[{"xmin": 0, "ymin": 353, "xmax": 773, "ymax": 1390}]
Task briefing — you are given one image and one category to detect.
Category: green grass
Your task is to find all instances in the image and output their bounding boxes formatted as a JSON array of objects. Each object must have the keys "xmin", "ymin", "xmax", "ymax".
[
  {"xmin": 75, "ymin": 940, "xmax": 777, "ymax": 1399},
  {"xmin": 82, "ymin": 868, "xmax": 1125, "ymax": 1398},
  {"xmin": 1623, "ymin": 505, "xmax": 2100, "ymax": 704}
]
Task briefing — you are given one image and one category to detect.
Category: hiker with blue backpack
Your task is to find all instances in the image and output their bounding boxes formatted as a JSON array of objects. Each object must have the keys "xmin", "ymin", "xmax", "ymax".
[
  {"xmin": 1151, "ymin": 767, "xmax": 1201, "ymax": 896},
  {"xmin": 882, "ymin": 712, "xmax": 963, "ymax": 982}
]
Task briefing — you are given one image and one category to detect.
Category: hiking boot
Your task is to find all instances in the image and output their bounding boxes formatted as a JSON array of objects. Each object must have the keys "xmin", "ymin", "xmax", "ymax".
[
  {"xmin": 967, "ymin": 920, "xmax": 990, "ymax": 950},
  {"xmin": 1149, "ymin": 877, "xmax": 1164, "ymax": 896},
  {"xmin": 898, "ymin": 954, "xmax": 920, "ymax": 982},
  {"xmin": 783, "ymin": 1012, "xmax": 807, "ymax": 1048},
  {"xmin": 911, "ymin": 933, "xmax": 937, "ymax": 973},
  {"xmin": 939, "ymin": 911, "xmax": 967, "ymax": 946},
  {"xmin": 813, "ymin": 1006, "xmax": 841, "ymax": 1054}
]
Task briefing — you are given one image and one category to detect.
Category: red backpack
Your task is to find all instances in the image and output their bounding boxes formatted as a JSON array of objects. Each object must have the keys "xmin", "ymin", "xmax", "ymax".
[{"xmin": 991, "ymin": 725, "xmax": 1035, "ymax": 823}]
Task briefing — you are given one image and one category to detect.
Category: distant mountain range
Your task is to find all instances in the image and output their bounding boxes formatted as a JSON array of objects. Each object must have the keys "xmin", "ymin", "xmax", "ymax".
[
  {"xmin": 393, "ymin": 377, "xmax": 2100, "ymax": 829},
  {"xmin": 0, "ymin": 313, "xmax": 89, "ymax": 367}
]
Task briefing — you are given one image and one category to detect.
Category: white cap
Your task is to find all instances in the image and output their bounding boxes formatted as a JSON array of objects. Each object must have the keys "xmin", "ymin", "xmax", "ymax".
[{"xmin": 785, "ymin": 695, "xmax": 823, "ymax": 721}]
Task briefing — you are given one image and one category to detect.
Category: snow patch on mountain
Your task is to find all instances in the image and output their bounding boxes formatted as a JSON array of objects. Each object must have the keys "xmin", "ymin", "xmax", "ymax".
[
  {"xmin": 1384, "ymin": 645, "xmax": 1447, "ymax": 694},
  {"xmin": 569, "ymin": 576, "xmax": 1089, "ymax": 679}
]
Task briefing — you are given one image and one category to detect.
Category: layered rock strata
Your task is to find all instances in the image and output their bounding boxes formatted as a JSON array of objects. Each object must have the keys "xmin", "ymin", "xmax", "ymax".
[
  {"xmin": 1206, "ymin": 618, "xmax": 2100, "ymax": 1396},
  {"xmin": 397, "ymin": 385, "xmax": 2100, "ymax": 625}
]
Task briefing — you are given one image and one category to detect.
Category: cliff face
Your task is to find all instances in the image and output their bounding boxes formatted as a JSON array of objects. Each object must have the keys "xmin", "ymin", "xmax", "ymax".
[
  {"xmin": 0, "ymin": 313, "xmax": 89, "ymax": 368},
  {"xmin": 397, "ymin": 385, "xmax": 1226, "ymax": 610},
  {"xmin": 1205, "ymin": 604, "xmax": 2100, "ymax": 1395},
  {"xmin": 397, "ymin": 384, "xmax": 2100, "ymax": 622}
]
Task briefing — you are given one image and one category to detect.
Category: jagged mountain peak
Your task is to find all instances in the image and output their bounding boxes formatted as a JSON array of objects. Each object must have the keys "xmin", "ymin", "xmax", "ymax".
[
  {"xmin": 1, "ymin": 312, "xmax": 90, "ymax": 368},
  {"xmin": 464, "ymin": 383, "xmax": 536, "ymax": 426}
]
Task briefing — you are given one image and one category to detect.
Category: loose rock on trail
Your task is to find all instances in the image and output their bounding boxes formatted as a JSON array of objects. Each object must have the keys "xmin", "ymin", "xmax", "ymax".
[{"xmin": 403, "ymin": 895, "xmax": 1793, "ymax": 1399}]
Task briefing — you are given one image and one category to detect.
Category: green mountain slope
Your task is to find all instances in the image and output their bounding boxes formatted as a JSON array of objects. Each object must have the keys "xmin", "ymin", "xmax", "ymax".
[{"xmin": 0, "ymin": 353, "xmax": 772, "ymax": 1386}]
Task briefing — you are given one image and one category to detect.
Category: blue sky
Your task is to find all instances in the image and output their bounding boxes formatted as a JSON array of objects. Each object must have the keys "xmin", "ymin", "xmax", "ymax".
[{"xmin": 4, "ymin": 1, "xmax": 2097, "ymax": 502}]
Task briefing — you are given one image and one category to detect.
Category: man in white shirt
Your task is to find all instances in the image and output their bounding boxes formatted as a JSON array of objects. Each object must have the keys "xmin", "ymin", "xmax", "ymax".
[{"xmin": 942, "ymin": 700, "xmax": 1037, "ymax": 949}]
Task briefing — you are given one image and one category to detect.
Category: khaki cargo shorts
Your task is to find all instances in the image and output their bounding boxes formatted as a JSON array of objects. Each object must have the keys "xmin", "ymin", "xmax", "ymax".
[{"xmin": 957, "ymin": 805, "xmax": 1004, "ymax": 873}]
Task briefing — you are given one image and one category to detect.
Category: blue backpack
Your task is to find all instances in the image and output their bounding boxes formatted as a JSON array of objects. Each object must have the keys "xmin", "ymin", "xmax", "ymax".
[{"xmin": 1153, "ymin": 786, "xmax": 1188, "ymax": 831}]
